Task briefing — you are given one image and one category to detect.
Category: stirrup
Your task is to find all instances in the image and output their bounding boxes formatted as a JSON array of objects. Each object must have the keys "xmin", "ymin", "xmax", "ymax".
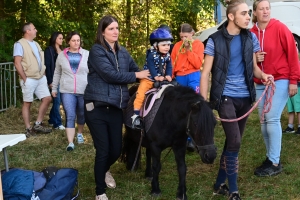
[{"xmin": 131, "ymin": 114, "xmax": 143, "ymax": 130}]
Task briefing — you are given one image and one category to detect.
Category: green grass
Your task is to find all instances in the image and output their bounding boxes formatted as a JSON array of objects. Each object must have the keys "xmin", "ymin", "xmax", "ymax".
[{"xmin": 0, "ymin": 101, "xmax": 300, "ymax": 200}]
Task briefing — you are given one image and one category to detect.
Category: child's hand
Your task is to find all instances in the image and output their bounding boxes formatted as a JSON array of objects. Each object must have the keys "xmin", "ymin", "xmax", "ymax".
[
  {"xmin": 155, "ymin": 76, "xmax": 164, "ymax": 82},
  {"xmin": 165, "ymin": 76, "xmax": 172, "ymax": 82}
]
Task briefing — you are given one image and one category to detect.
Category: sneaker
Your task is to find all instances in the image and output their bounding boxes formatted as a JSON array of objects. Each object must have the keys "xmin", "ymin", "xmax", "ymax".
[
  {"xmin": 33, "ymin": 123, "xmax": 52, "ymax": 133},
  {"xmin": 66, "ymin": 142, "xmax": 75, "ymax": 151},
  {"xmin": 105, "ymin": 171, "xmax": 116, "ymax": 189},
  {"xmin": 95, "ymin": 194, "xmax": 108, "ymax": 200},
  {"xmin": 228, "ymin": 192, "xmax": 241, "ymax": 200},
  {"xmin": 77, "ymin": 133, "xmax": 84, "ymax": 144},
  {"xmin": 186, "ymin": 140, "xmax": 195, "ymax": 152},
  {"xmin": 54, "ymin": 125, "xmax": 65, "ymax": 130},
  {"xmin": 213, "ymin": 183, "xmax": 229, "ymax": 196},
  {"xmin": 296, "ymin": 127, "xmax": 300, "ymax": 135},
  {"xmin": 131, "ymin": 114, "xmax": 143, "ymax": 129},
  {"xmin": 282, "ymin": 126, "xmax": 295, "ymax": 133},
  {"xmin": 254, "ymin": 164, "xmax": 283, "ymax": 177},
  {"xmin": 254, "ymin": 157, "xmax": 272, "ymax": 175},
  {"xmin": 24, "ymin": 127, "xmax": 36, "ymax": 138}
]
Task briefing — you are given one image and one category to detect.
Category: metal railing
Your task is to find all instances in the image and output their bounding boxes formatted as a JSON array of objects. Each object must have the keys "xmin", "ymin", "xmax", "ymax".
[{"xmin": 0, "ymin": 62, "xmax": 17, "ymax": 112}]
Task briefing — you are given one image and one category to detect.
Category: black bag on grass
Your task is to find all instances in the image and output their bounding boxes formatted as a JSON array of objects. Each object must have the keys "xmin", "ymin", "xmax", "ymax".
[{"xmin": 36, "ymin": 167, "xmax": 79, "ymax": 200}]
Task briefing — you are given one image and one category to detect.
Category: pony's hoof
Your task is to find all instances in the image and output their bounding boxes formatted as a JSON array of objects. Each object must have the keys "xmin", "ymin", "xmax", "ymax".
[
  {"xmin": 151, "ymin": 192, "xmax": 161, "ymax": 197},
  {"xmin": 145, "ymin": 176, "xmax": 153, "ymax": 181}
]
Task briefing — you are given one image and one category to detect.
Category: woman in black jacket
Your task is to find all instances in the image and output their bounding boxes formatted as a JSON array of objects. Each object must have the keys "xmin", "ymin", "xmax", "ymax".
[
  {"xmin": 84, "ymin": 15, "xmax": 150, "ymax": 200},
  {"xmin": 45, "ymin": 32, "xmax": 65, "ymax": 130}
]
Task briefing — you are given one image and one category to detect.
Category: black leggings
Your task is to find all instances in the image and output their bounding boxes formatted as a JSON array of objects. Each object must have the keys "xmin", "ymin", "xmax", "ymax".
[
  {"xmin": 218, "ymin": 96, "xmax": 252, "ymax": 152},
  {"xmin": 84, "ymin": 101, "xmax": 123, "ymax": 195}
]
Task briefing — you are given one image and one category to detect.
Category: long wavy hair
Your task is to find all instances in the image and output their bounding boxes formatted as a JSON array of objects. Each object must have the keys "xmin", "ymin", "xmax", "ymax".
[{"xmin": 49, "ymin": 31, "xmax": 63, "ymax": 53}]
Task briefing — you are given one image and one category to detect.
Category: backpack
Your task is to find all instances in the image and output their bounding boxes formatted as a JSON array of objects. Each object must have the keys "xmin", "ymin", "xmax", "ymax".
[{"xmin": 35, "ymin": 167, "xmax": 79, "ymax": 200}]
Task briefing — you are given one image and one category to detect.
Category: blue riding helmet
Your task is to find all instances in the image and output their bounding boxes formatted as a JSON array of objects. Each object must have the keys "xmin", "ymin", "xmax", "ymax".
[{"xmin": 149, "ymin": 28, "xmax": 173, "ymax": 46}]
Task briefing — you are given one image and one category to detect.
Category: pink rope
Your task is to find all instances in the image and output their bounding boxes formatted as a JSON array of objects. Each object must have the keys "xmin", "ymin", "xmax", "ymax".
[{"xmin": 216, "ymin": 79, "xmax": 275, "ymax": 123}]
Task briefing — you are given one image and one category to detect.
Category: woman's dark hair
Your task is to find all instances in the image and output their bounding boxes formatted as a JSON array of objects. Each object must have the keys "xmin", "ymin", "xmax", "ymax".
[
  {"xmin": 95, "ymin": 15, "xmax": 120, "ymax": 50},
  {"xmin": 225, "ymin": 0, "xmax": 247, "ymax": 20},
  {"xmin": 49, "ymin": 31, "xmax": 63, "ymax": 52},
  {"xmin": 179, "ymin": 23, "xmax": 193, "ymax": 33},
  {"xmin": 65, "ymin": 31, "xmax": 81, "ymax": 47}
]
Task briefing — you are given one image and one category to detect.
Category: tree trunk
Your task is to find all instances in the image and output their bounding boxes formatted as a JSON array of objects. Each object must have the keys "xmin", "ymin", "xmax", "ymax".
[
  {"xmin": 0, "ymin": 0, "xmax": 5, "ymax": 44},
  {"xmin": 125, "ymin": 0, "xmax": 132, "ymax": 48}
]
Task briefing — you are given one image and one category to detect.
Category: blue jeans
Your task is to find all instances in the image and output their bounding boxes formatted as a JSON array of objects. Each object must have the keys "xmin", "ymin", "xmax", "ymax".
[
  {"xmin": 61, "ymin": 93, "xmax": 85, "ymax": 128},
  {"xmin": 256, "ymin": 80, "xmax": 289, "ymax": 164},
  {"xmin": 176, "ymin": 71, "xmax": 201, "ymax": 93},
  {"xmin": 48, "ymin": 86, "xmax": 63, "ymax": 128}
]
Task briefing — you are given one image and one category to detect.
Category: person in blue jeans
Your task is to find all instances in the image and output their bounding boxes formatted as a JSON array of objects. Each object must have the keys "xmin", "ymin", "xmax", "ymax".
[
  {"xmin": 45, "ymin": 32, "xmax": 65, "ymax": 130},
  {"xmin": 251, "ymin": 0, "xmax": 299, "ymax": 177}
]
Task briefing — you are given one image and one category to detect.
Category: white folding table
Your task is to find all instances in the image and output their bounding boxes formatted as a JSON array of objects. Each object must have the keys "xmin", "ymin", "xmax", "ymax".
[{"xmin": 0, "ymin": 134, "xmax": 26, "ymax": 200}]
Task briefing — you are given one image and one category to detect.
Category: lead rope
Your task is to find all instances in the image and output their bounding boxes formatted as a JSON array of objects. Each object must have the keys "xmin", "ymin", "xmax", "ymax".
[{"xmin": 216, "ymin": 78, "xmax": 275, "ymax": 123}]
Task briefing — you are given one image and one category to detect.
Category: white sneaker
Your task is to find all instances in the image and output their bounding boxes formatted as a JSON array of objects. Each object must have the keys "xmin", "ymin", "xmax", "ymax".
[
  {"xmin": 131, "ymin": 114, "xmax": 141, "ymax": 125},
  {"xmin": 77, "ymin": 133, "xmax": 84, "ymax": 144},
  {"xmin": 105, "ymin": 171, "xmax": 116, "ymax": 189},
  {"xmin": 55, "ymin": 125, "xmax": 65, "ymax": 130},
  {"xmin": 95, "ymin": 193, "xmax": 108, "ymax": 200},
  {"xmin": 66, "ymin": 142, "xmax": 75, "ymax": 151}
]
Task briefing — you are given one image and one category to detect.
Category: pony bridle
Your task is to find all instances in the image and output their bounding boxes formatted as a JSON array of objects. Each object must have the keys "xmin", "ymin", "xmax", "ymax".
[{"xmin": 186, "ymin": 103, "xmax": 216, "ymax": 153}]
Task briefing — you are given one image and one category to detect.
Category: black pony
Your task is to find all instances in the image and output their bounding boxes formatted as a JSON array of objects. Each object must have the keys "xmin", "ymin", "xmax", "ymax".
[{"xmin": 122, "ymin": 85, "xmax": 217, "ymax": 200}]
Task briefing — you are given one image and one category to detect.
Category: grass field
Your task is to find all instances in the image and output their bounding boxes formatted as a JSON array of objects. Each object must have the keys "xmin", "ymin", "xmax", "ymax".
[{"xmin": 0, "ymin": 101, "xmax": 299, "ymax": 200}]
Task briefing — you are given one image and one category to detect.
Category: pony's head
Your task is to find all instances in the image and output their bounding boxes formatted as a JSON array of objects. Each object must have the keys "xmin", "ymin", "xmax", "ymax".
[{"xmin": 187, "ymin": 100, "xmax": 217, "ymax": 164}]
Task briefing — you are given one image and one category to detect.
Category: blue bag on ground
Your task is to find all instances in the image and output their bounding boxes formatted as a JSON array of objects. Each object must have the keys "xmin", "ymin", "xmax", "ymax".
[
  {"xmin": 36, "ymin": 168, "xmax": 79, "ymax": 200},
  {"xmin": 2, "ymin": 168, "xmax": 34, "ymax": 200}
]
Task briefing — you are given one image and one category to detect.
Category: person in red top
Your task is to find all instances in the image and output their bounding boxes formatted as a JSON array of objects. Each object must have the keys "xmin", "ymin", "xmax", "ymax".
[
  {"xmin": 250, "ymin": 0, "xmax": 300, "ymax": 177},
  {"xmin": 171, "ymin": 23, "xmax": 204, "ymax": 151},
  {"xmin": 171, "ymin": 23, "xmax": 204, "ymax": 94}
]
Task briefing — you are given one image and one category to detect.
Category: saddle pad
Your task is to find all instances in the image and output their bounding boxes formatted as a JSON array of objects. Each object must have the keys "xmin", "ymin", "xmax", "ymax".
[{"xmin": 123, "ymin": 90, "xmax": 165, "ymax": 132}]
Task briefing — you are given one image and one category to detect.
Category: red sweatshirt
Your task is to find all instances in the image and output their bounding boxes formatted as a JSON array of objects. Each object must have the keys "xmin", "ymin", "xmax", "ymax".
[
  {"xmin": 171, "ymin": 39, "xmax": 204, "ymax": 77},
  {"xmin": 250, "ymin": 19, "xmax": 299, "ymax": 84}
]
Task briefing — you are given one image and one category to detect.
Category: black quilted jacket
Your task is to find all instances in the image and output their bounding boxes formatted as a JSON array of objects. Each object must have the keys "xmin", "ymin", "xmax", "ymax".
[{"xmin": 84, "ymin": 42, "xmax": 139, "ymax": 109}]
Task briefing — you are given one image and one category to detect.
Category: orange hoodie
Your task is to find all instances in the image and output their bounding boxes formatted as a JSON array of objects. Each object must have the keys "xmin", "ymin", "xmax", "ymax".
[{"xmin": 171, "ymin": 39, "xmax": 204, "ymax": 77}]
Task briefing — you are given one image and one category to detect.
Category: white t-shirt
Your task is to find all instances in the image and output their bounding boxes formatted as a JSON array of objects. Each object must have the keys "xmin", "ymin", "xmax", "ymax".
[{"xmin": 13, "ymin": 40, "xmax": 42, "ymax": 70}]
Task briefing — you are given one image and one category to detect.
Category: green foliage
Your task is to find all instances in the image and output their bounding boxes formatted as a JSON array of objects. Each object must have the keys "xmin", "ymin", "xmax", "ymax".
[
  {"xmin": 0, "ymin": 0, "xmax": 110, "ymax": 62},
  {"xmin": 0, "ymin": 0, "xmax": 216, "ymax": 64}
]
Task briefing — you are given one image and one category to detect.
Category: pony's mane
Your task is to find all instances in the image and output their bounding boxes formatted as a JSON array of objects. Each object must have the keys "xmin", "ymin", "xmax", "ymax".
[
  {"xmin": 163, "ymin": 85, "xmax": 215, "ymax": 145},
  {"xmin": 164, "ymin": 85, "xmax": 205, "ymax": 106}
]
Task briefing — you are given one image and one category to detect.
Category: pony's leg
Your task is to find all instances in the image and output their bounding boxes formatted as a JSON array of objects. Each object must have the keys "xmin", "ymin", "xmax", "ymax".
[
  {"xmin": 145, "ymin": 148, "xmax": 153, "ymax": 180},
  {"xmin": 173, "ymin": 145, "xmax": 187, "ymax": 200},
  {"xmin": 150, "ymin": 145, "xmax": 162, "ymax": 196}
]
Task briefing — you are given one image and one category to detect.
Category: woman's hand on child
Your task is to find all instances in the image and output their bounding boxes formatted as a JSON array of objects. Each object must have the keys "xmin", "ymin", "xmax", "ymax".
[{"xmin": 135, "ymin": 70, "xmax": 150, "ymax": 79}]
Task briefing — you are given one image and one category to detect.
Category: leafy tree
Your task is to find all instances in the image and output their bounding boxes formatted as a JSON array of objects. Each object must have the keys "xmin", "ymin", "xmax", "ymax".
[{"xmin": 0, "ymin": 0, "xmax": 216, "ymax": 64}]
